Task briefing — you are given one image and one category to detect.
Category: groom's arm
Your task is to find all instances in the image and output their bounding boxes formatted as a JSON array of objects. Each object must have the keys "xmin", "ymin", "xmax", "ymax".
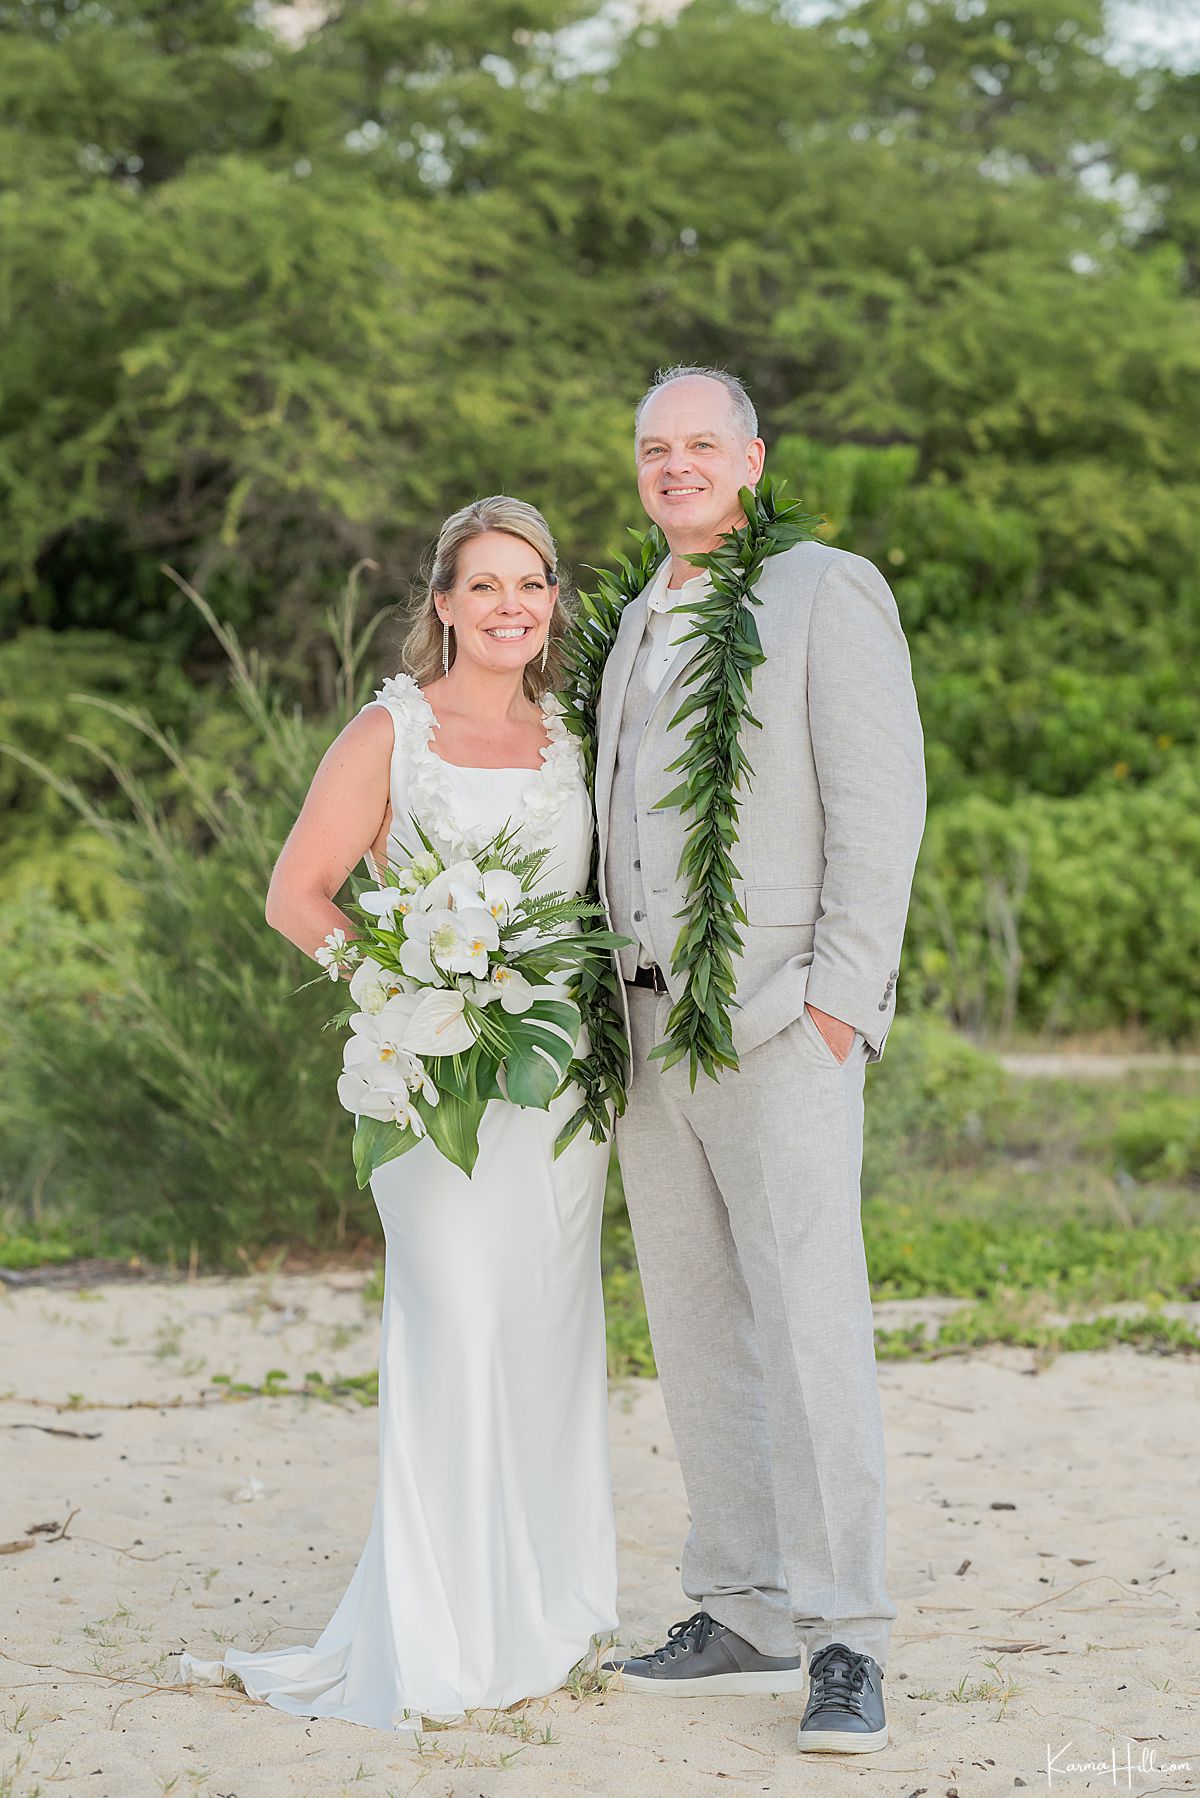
[{"xmin": 802, "ymin": 550, "xmax": 927, "ymax": 1058}]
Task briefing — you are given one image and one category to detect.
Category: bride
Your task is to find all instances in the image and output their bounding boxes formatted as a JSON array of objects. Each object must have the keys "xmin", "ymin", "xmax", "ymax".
[{"xmin": 174, "ymin": 496, "xmax": 620, "ymax": 1732}]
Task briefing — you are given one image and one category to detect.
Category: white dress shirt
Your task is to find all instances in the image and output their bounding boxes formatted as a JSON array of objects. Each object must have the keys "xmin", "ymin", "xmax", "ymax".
[
  {"xmin": 641, "ymin": 557, "xmax": 712, "ymax": 691},
  {"xmin": 620, "ymin": 558, "xmax": 713, "ymax": 969}
]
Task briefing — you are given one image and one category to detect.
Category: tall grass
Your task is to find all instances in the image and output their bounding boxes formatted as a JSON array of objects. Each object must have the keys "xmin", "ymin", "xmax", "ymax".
[{"xmin": 0, "ymin": 563, "xmax": 391, "ymax": 1265}]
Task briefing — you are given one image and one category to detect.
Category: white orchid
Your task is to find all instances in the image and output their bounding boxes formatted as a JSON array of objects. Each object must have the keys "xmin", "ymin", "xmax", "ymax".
[
  {"xmin": 336, "ymin": 994, "xmax": 439, "ymax": 1126},
  {"xmin": 344, "ymin": 992, "xmax": 422, "ymax": 1065},
  {"xmin": 441, "ymin": 907, "xmax": 500, "ymax": 975},
  {"xmin": 403, "ymin": 905, "xmax": 499, "ymax": 979},
  {"xmin": 348, "ymin": 957, "xmax": 409, "ymax": 1013},
  {"xmin": 358, "ymin": 885, "xmax": 416, "ymax": 929},
  {"xmin": 412, "ymin": 859, "xmax": 483, "ymax": 914},
  {"xmin": 397, "ymin": 1050, "xmax": 439, "ymax": 1105},
  {"xmin": 336, "ymin": 1062, "xmax": 427, "ymax": 1132},
  {"xmin": 398, "ymin": 932, "xmax": 438, "ymax": 985},
  {"xmin": 488, "ymin": 965, "xmax": 537, "ymax": 1014},
  {"xmin": 400, "ymin": 987, "xmax": 477, "ymax": 1056},
  {"xmin": 334, "ymin": 814, "xmax": 607, "ymax": 1186},
  {"xmin": 480, "ymin": 869, "xmax": 524, "ymax": 927}
]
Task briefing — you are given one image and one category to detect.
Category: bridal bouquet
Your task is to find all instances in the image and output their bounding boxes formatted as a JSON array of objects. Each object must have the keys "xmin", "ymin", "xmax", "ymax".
[{"xmin": 314, "ymin": 822, "xmax": 628, "ymax": 1184}]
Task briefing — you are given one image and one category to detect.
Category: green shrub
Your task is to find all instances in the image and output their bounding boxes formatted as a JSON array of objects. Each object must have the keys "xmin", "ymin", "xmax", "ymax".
[{"xmin": 1111, "ymin": 1096, "xmax": 1200, "ymax": 1185}]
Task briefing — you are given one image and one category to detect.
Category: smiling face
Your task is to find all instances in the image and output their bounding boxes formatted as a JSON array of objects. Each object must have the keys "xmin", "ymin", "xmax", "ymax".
[
  {"xmin": 635, "ymin": 375, "xmax": 766, "ymax": 551},
  {"xmin": 433, "ymin": 530, "xmax": 557, "ymax": 678}
]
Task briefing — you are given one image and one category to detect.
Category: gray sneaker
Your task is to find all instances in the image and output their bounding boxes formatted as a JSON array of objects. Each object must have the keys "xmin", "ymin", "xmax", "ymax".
[
  {"xmin": 602, "ymin": 1611, "xmax": 805, "ymax": 1696},
  {"xmin": 796, "ymin": 1642, "xmax": 888, "ymax": 1752}
]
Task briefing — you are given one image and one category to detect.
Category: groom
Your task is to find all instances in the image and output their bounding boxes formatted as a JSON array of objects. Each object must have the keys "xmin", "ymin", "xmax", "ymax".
[{"xmin": 595, "ymin": 367, "xmax": 926, "ymax": 1753}]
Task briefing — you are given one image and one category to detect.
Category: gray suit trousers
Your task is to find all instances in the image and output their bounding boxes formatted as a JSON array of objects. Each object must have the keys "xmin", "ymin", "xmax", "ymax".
[{"xmin": 618, "ymin": 984, "xmax": 897, "ymax": 1667}]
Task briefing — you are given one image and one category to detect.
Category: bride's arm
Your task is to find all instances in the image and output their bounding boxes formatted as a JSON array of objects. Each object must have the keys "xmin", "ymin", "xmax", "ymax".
[{"xmin": 264, "ymin": 705, "xmax": 393, "ymax": 963}]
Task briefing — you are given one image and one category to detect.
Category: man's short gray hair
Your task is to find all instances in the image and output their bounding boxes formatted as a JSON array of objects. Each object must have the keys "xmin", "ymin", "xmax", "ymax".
[{"xmin": 634, "ymin": 364, "xmax": 759, "ymax": 442}]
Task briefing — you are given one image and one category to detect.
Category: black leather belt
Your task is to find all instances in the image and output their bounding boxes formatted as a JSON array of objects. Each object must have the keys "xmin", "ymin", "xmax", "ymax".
[{"xmin": 628, "ymin": 962, "xmax": 669, "ymax": 993}]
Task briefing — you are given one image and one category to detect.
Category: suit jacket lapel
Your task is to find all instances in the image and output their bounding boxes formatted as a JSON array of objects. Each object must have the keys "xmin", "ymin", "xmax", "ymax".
[{"xmin": 594, "ymin": 590, "xmax": 650, "ymax": 847}]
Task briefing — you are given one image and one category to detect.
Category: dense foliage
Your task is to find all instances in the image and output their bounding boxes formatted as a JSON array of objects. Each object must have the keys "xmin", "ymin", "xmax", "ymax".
[{"xmin": 2, "ymin": 0, "xmax": 1198, "ymax": 1253}]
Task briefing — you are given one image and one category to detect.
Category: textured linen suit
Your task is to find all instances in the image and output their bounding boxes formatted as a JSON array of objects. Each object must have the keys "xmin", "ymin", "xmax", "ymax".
[{"xmin": 596, "ymin": 538, "xmax": 927, "ymax": 1666}]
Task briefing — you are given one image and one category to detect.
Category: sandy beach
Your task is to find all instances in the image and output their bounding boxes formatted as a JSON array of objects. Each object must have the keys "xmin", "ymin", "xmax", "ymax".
[{"xmin": 2, "ymin": 1267, "xmax": 1197, "ymax": 1797}]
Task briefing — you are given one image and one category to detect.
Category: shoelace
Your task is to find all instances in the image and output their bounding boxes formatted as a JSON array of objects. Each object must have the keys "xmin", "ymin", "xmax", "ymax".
[
  {"xmin": 807, "ymin": 1644, "xmax": 874, "ymax": 1715},
  {"xmin": 650, "ymin": 1611, "xmax": 723, "ymax": 1664}
]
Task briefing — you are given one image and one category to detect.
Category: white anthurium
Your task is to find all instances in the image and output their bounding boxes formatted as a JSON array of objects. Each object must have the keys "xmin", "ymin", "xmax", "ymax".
[
  {"xmin": 348, "ymin": 957, "xmax": 409, "ymax": 1014},
  {"xmin": 400, "ymin": 987, "xmax": 477, "ymax": 1056},
  {"xmin": 480, "ymin": 870, "xmax": 524, "ymax": 927}
]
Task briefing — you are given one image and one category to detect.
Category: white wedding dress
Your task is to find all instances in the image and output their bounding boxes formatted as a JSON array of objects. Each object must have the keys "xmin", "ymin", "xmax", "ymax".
[{"xmin": 176, "ymin": 673, "xmax": 619, "ymax": 1732}]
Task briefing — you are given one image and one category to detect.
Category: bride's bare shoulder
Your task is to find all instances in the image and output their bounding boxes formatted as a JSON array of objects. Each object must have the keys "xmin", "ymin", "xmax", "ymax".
[
  {"xmin": 308, "ymin": 703, "xmax": 395, "ymax": 789},
  {"xmin": 335, "ymin": 702, "xmax": 394, "ymax": 750}
]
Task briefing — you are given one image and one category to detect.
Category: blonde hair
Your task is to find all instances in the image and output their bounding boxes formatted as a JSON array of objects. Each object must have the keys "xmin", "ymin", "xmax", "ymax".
[{"xmin": 399, "ymin": 496, "xmax": 574, "ymax": 701}]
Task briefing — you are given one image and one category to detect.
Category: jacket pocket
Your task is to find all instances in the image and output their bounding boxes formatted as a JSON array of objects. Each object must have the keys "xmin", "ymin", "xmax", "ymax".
[{"xmin": 743, "ymin": 884, "xmax": 823, "ymax": 927}]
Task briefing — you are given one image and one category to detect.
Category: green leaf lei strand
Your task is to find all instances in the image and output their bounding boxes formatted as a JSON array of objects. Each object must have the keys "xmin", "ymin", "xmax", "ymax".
[
  {"xmin": 649, "ymin": 477, "xmax": 822, "ymax": 1086},
  {"xmin": 561, "ymin": 475, "xmax": 823, "ymax": 1107},
  {"xmin": 553, "ymin": 525, "xmax": 666, "ymax": 1156}
]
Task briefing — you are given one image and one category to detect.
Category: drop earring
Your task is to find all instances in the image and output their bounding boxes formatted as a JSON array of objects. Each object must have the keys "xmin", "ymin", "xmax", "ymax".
[
  {"xmin": 541, "ymin": 634, "xmax": 549, "ymax": 674},
  {"xmin": 442, "ymin": 620, "xmax": 451, "ymax": 676}
]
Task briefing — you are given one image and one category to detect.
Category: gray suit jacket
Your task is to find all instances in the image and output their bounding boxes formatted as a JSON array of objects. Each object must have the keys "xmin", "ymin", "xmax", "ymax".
[{"xmin": 595, "ymin": 539, "xmax": 927, "ymax": 1068}]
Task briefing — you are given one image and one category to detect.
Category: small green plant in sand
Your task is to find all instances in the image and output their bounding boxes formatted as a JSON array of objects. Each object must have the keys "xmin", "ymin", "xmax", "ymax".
[
  {"xmin": 564, "ymin": 1632, "xmax": 621, "ymax": 1701},
  {"xmin": 944, "ymin": 1657, "xmax": 1023, "ymax": 1721},
  {"xmin": 0, "ymin": 1750, "xmax": 41, "ymax": 1798},
  {"xmin": 208, "ymin": 1367, "xmax": 379, "ymax": 1405},
  {"xmin": 876, "ymin": 1300, "xmax": 1200, "ymax": 1365}
]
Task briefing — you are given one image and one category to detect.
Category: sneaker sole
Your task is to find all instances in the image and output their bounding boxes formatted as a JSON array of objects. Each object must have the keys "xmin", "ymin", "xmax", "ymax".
[
  {"xmin": 613, "ymin": 1667, "xmax": 807, "ymax": 1697},
  {"xmin": 796, "ymin": 1724, "xmax": 889, "ymax": 1753}
]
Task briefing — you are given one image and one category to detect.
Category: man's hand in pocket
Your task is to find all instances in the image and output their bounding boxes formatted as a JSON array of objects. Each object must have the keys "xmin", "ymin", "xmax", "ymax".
[{"xmin": 805, "ymin": 1002, "xmax": 855, "ymax": 1064}]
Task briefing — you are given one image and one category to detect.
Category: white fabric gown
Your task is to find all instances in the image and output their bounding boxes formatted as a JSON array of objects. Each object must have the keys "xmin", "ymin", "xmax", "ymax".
[{"xmin": 176, "ymin": 674, "xmax": 619, "ymax": 1732}]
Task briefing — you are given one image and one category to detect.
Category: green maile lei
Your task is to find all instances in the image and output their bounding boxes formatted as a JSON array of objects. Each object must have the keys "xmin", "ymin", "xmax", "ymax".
[{"xmin": 555, "ymin": 475, "xmax": 823, "ymax": 1140}]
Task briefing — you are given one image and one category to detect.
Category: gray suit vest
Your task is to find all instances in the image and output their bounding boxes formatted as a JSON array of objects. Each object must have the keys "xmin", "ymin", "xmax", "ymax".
[{"xmin": 604, "ymin": 618, "xmax": 662, "ymax": 982}]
